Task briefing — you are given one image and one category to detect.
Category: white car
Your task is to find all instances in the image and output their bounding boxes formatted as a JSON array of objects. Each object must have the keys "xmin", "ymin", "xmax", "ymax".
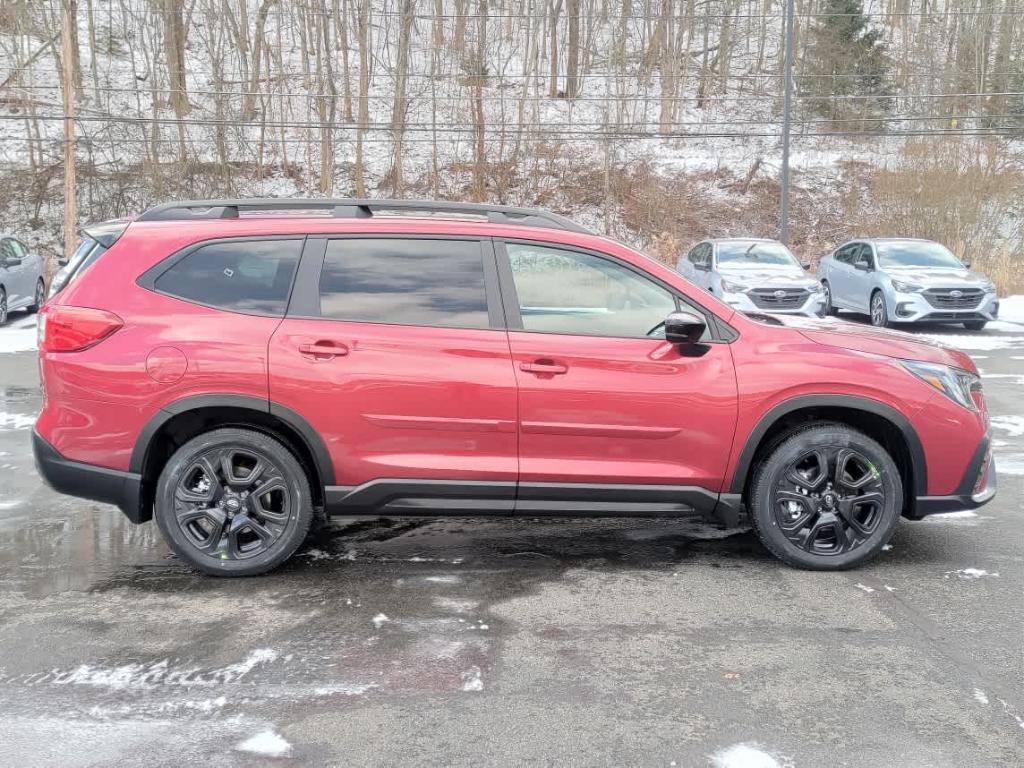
[
  {"xmin": 0, "ymin": 234, "xmax": 46, "ymax": 325},
  {"xmin": 677, "ymin": 238, "xmax": 825, "ymax": 317}
]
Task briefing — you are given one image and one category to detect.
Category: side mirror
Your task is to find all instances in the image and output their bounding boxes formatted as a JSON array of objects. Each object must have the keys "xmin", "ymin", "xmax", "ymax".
[
  {"xmin": 2, "ymin": 257, "xmax": 22, "ymax": 268},
  {"xmin": 801, "ymin": 262, "xmax": 811, "ymax": 270},
  {"xmin": 694, "ymin": 262, "xmax": 709, "ymax": 272},
  {"xmin": 664, "ymin": 310, "xmax": 707, "ymax": 345},
  {"xmin": 963, "ymin": 262, "xmax": 971, "ymax": 269},
  {"xmin": 854, "ymin": 260, "xmax": 872, "ymax": 272},
  {"xmin": 57, "ymin": 258, "xmax": 69, "ymax": 267}
]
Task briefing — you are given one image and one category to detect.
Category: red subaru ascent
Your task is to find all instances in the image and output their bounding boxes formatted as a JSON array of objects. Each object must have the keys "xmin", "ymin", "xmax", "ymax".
[{"xmin": 34, "ymin": 199, "xmax": 996, "ymax": 576}]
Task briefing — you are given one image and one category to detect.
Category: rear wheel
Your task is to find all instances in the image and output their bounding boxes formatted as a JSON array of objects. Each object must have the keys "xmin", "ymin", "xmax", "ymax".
[
  {"xmin": 28, "ymin": 279, "xmax": 44, "ymax": 313},
  {"xmin": 748, "ymin": 424, "xmax": 902, "ymax": 570},
  {"xmin": 821, "ymin": 281, "xmax": 836, "ymax": 316},
  {"xmin": 154, "ymin": 428, "xmax": 314, "ymax": 577},
  {"xmin": 870, "ymin": 291, "xmax": 889, "ymax": 328},
  {"xmin": 963, "ymin": 320, "xmax": 987, "ymax": 331}
]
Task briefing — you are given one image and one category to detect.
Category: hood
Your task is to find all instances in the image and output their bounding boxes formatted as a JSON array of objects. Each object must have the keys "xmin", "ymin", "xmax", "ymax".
[
  {"xmin": 764, "ymin": 315, "xmax": 976, "ymax": 372},
  {"xmin": 885, "ymin": 266, "xmax": 991, "ymax": 289},
  {"xmin": 718, "ymin": 263, "xmax": 814, "ymax": 288}
]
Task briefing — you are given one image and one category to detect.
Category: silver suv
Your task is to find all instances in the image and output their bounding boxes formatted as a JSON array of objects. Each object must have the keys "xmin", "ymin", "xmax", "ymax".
[
  {"xmin": 818, "ymin": 238, "xmax": 998, "ymax": 330},
  {"xmin": 677, "ymin": 238, "xmax": 825, "ymax": 317}
]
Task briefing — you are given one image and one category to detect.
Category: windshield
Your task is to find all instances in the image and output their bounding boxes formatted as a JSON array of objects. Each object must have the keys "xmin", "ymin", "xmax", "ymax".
[
  {"xmin": 717, "ymin": 242, "xmax": 799, "ymax": 267},
  {"xmin": 876, "ymin": 241, "xmax": 963, "ymax": 269}
]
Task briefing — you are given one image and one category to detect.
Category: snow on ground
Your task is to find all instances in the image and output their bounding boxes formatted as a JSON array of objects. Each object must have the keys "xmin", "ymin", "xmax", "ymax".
[
  {"xmin": 997, "ymin": 455, "xmax": 1024, "ymax": 476},
  {"xmin": 945, "ymin": 568, "xmax": 999, "ymax": 580},
  {"xmin": 990, "ymin": 416, "xmax": 1024, "ymax": 438},
  {"xmin": 998, "ymin": 296, "xmax": 1024, "ymax": 325},
  {"xmin": 460, "ymin": 666, "xmax": 484, "ymax": 692},
  {"xmin": 922, "ymin": 334, "xmax": 1024, "ymax": 352},
  {"xmin": 234, "ymin": 729, "xmax": 292, "ymax": 758},
  {"xmin": 975, "ymin": 689, "xmax": 990, "ymax": 705},
  {"xmin": 710, "ymin": 743, "xmax": 792, "ymax": 768},
  {"xmin": 0, "ymin": 321, "xmax": 37, "ymax": 354},
  {"xmin": 0, "ymin": 412, "xmax": 36, "ymax": 431}
]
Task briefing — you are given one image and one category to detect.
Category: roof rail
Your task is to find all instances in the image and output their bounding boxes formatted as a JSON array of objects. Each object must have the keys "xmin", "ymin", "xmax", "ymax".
[{"xmin": 136, "ymin": 198, "xmax": 594, "ymax": 234}]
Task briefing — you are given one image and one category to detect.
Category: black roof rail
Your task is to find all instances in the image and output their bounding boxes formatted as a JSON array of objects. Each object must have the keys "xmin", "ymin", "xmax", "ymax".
[{"xmin": 136, "ymin": 198, "xmax": 594, "ymax": 234}]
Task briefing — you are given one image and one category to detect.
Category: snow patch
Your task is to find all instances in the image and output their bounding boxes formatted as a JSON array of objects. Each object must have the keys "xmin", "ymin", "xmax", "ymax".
[
  {"xmin": 925, "ymin": 510, "xmax": 978, "ymax": 520},
  {"xmin": 0, "ymin": 411, "xmax": 35, "ymax": 431},
  {"xmin": 372, "ymin": 612, "xmax": 390, "ymax": 629},
  {"xmin": 710, "ymin": 743, "xmax": 791, "ymax": 768},
  {"xmin": 997, "ymin": 295, "xmax": 1024, "ymax": 325},
  {"xmin": 944, "ymin": 568, "xmax": 998, "ymax": 580},
  {"xmin": 312, "ymin": 682, "xmax": 376, "ymax": 696},
  {"xmin": 0, "ymin": 326, "xmax": 37, "ymax": 354},
  {"xmin": 920, "ymin": 334, "xmax": 1024, "ymax": 351},
  {"xmin": 461, "ymin": 666, "xmax": 484, "ymax": 692},
  {"xmin": 433, "ymin": 596, "xmax": 480, "ymax": 612},
  {"xmin": 990, "ymin": 416, "xmax": 1024, "ymax": 437},
  {"xmin": 997, "ymin": 454, "xmax": 1024, "ymax": 476},
  {"xmin": 974, "ymin": 689, "xmax": 990, "ymax": 705},
  {"xmin": 235, "ymin": 729, "xmax": 292, "ymax": 758},
  {"xmin": 855, "ymin": 583, "xmax": 875, "ymax": 593}
]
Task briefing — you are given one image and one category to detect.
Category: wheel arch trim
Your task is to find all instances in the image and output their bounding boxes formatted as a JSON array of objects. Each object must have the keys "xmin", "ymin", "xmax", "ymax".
[
  {"xmin": 129, "ymin": 394, "xmax": 335, "ymax": 486},
  {"xmin": 729, "ymin": 394, "xmax": 927, "ymax": 496}
]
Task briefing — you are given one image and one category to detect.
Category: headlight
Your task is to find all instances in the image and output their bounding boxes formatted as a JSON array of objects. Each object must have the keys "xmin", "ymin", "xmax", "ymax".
[
  {"xmin": 720, "ymin": 279, "xmax": 749, "ymax": 293},
  {"xmin": 901, "ymin": 361, "xmax": 980, "ymax": 411},
  {"xmin": 891, "ymin": 280, "xmax": 922, "ymax": 293}
]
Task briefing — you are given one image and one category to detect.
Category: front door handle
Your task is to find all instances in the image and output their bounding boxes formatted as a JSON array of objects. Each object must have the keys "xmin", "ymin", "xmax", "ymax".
[
  {"xmin": 520, "ymin": 359, "xmax": 568, "ymax": 375},
  {"xmin": 299, "ymin": 340, "xmax": 349, "ymax": 360}
]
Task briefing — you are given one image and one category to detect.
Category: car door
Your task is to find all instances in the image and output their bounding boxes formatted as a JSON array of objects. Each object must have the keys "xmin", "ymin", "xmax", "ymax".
[
  {"xmin": 828, "ymin": 243, "xmax": 859, "ymax": 309},
  {"xmin": 846, "ymin": 243, "xmax": 875, "ymax": 312},
  {"xmin": 11, "ymin": 240, "xmax": 39, "ymax": 301},
  {"xmin": 268, "ymin": 235, "xmax": 519, "ymax": 511},
  {"xmin": 496, "ymin": 239, "xmax": 738, "ymax": 509},
  {"xmin": 0, "ymin": 238, "xmax": 28, "ymax": 309}
]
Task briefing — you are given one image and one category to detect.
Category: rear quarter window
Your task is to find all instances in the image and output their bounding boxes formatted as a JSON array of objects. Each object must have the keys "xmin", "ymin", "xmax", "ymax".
[{"xmin": 151, "ymin": 239, "xmax": 302, "ymax": 316}]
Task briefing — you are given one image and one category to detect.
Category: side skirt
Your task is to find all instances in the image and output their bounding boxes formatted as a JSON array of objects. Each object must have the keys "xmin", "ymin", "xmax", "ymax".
[{"xmin": 325, "ymin": 479, "xmax": 733, "ymax": 521}]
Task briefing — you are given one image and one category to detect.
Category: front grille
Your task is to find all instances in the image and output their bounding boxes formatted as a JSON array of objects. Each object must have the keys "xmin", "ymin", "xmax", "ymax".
[
  {"xmin": 749, "ymin": 288, "xmax": 809, "ymax": 310},
  {"xmin": 923, "ymin": 288, "xmax": 984, "ymax": 310}
]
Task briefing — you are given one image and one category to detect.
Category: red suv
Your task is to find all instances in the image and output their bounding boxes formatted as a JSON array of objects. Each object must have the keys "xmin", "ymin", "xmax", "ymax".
[{"xmin": 34, "ymin": 199, "xmax": 996, "ymax": 576}]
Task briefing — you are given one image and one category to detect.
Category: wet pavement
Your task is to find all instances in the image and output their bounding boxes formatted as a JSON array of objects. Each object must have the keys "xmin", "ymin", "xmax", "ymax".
[{"xmin": 0, "ymin": 315, "xmax": 1022, "ymax": 767}]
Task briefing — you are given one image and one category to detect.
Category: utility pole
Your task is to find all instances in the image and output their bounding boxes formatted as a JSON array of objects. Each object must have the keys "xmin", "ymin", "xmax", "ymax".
[
  {"xmin": 779, "ymin": 0, "xmax": 795, "ymax": 245},
  {"xmin": 61, "ymin": 2, "xmax": 77, "ymax": 263}
]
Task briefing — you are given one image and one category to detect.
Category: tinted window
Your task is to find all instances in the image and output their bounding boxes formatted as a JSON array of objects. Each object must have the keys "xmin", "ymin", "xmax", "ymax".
[
  {"xmin": 507, "ymin": 243, "xmax": 677, "ymax": 338},
  {"xmin": 318, "ymin": 238, "xmax": 489, "ymax": 328},
  {"xmin": 154, "ymin": 239, "xmax": 301, "ymax": 315},
  {"xmin": 834, "ymin": 244, "xmax": 858, "ymax": 265},
  {"xmin": 10, "ymin": 240, "xmax": 28, "ymax": 258}
]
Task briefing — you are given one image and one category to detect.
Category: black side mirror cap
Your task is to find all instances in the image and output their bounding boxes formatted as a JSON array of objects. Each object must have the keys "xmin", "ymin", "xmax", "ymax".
[
  {"xmin": 801, "ymin": 262, "xmax": 811, "ymax": 270},
  {"xmin": 664, "ymin": 310, "xmax": 707, "ymax": 345},
  {"xmin": 57, "ymin": 258, "xmax": 69, "ymax": 267},
  {"xmin": 854, "ymin": 261, "xmax": 871, "ymax": 271}
]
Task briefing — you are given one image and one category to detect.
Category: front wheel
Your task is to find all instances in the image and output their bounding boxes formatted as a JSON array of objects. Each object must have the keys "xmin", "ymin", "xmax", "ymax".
[
  {"xmin": 748, "ymin": 424, "xmax": 902, "ymax": 570},
  {"xmin": 154, "ymin": 428, "xmax": 314, "ymax": 577},
  {"xmin": 870, "ymin": 291, "xmax": 889, "ymax": 328},
  {"xmin": 0, "ymin": 288, "xmax": 7, "ymax": 326},
  {"xmin": 963, "ymin": 320, "xmax": 987, "ymax": 331}
]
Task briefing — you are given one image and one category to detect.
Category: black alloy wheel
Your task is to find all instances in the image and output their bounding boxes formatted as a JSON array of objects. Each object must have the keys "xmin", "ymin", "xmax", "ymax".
[
  {"xmin": 749, "ymin": 424, "xmax": 902, "ymax": 570},
  {"xmin": 155, "ymin": 428, "xmax": 313, "ymax": 576}
]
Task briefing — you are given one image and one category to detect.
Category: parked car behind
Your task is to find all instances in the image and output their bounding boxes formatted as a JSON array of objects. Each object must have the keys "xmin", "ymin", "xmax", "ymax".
[
  {"xmin": 0, "ymin": 234, "xmax": 46, "ymax": 325},
  {"xmin": 34, "ymin": 199, "xmax": 996, "ymax": 577},
  {"xmin": 818, "ymin": 238, "xmax": 998, "ymax": 330},
  {"xmin": 677, "ymin": 238, "xmax": 825, "ymax": 317}
]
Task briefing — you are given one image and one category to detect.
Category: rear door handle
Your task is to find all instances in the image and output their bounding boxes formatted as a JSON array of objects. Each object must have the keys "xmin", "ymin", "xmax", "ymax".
[
  {"xmin": 299, "ymin": 341, "xmax": 349, "ymax": 360},
  {"xmin": 520, "ymin": 360, "xmax": 568, "ymax": 375}
]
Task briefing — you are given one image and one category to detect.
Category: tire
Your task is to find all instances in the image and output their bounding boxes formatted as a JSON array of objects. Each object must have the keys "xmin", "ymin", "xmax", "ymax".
[
  {"xmin": 869, "ymin": 290, "xmax": 889, "ymax": 328},
  {"xmin": 154, "ymin": 428, "xmax": 314, "ymax": 577},
  {"xmin": 748, "ymin": 423, "xmax": 902, "ymax": 570},
  {"xmin": 821, "ymin": 280, "xmax": 836, "ymax": 316},
  {"xmin": 28, "ymin": 279, "xmax": 45, "ymax": 313},
  {"xmin": 0, "ymin": 287, "xmax": 7, "ymax": 326},
  {"xmin": 963, "ymin": 320, "xmax": 987, "ymax": 331}
]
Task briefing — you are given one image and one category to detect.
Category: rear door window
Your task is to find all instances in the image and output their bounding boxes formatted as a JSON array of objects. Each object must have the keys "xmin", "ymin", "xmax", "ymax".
[
  {"xmin": 152, "ymin": 239, "xmax": 302, "ymax": 316},
  {"xmin": 316, "ymin": 238, "xmax": 490, "ymax": 328}
]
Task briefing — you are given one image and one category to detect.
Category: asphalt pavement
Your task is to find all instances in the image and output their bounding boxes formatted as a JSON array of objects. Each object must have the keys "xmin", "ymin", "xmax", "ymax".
[{"xmin": 0, "ymin": 311, "xmax": 1021, "ymax": 767}]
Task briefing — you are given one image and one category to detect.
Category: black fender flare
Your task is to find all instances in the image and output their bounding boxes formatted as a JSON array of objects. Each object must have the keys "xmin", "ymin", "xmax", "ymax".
[
  {"xmin": 129, "ymin": 394, "xmax": 335, "ymax": 486},
  {"xmin": 729, "ymin": 394, "xmax": 927, "ymax": 496}
]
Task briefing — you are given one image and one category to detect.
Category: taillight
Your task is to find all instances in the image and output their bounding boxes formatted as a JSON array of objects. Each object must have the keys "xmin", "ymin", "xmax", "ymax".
[{"xmin": 39, "ymin": 305, "xmax": 123, "ymax": 353}]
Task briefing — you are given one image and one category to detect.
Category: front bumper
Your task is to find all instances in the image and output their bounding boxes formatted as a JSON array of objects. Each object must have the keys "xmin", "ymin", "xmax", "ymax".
[
  {"xmin": 721, "ymin": 290, "xmax": 826, "ymax": 317},
  {"xmin": 33, "ymin": 430, "xmax": 145, "ymax": 523},
  {"xmin": 891, "ymin": 291, "xmax": 999, "ymax": 324},
  {"xmin": 911, "ymin": 435, "xmax": 997, "ymax": 517}
]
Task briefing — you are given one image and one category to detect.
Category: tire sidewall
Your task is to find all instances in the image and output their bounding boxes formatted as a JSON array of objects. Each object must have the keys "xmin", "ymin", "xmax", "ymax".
[
  {"xmin": 870, "ymin": 291, "xmax": 888, "ymax": 327},
  {"xmin": 155, "ymin": 428, "xmax": 313, "ymax": 576},
  {"xmin": 750, "ymin": 426, "xmax": 902, "ymax": 570}
]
